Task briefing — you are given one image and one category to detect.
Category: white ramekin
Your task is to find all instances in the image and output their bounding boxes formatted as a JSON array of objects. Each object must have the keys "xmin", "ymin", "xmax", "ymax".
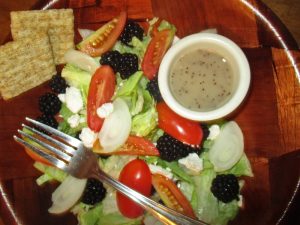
[{"xmin": 158, "ymin": 33, "xmax": 250, "ymax": 121}]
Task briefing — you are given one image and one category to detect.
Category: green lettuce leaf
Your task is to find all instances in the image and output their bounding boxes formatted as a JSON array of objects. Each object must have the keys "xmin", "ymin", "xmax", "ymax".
[
  {"xmin": 225, "ymin": 154, "xmax": 253, "ymax": 177},
  {"xmin": 113, "ymin": 36, "xmax": 151, "ymax": 62},
  {"xmin": 61, "ymin": 64, "xmax": 91, "ymax": 104},
  {"xmin": 58, "ymin": 104, "xmax": 87, "ymax": 137},
  {"xmin": 78, "ymin": 203, "xmax": 142, "ymax": 225},
  {"xmin": 131, "ymin": 106, "xmax": 158, "ymax": 137},
  {"xmin": 34, "ymin": 162, "xmax": 67, "ymax": 185},
  {"xmin": 192, "ymin": 169, "xmax": 239, "ymax": 225}
]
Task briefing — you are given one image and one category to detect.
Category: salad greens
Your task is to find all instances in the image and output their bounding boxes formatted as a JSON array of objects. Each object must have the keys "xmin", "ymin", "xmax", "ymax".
[{"xmin": 32, "ymin": 17, "xmax": 253, "ymax": 225}]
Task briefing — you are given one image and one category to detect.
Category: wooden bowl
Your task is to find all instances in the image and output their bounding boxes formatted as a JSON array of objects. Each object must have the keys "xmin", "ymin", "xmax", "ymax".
[{"xmin": 0, "ymin": 0, "xmax": 299, "ymax": 224}]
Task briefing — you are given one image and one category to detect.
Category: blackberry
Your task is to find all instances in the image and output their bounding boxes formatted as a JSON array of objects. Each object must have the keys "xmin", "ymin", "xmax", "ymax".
[
  {"xmin": 100, "ymin": 50, "xmax": 122, "ymax": 72},
  {"xmin": 211, "ymin": 174, "xmax": 239, "ymax": 203},
  {"xmin": 117, "ymin": 53, "xmax": 139, "ymax": 79},
  {"xmin": 81, "ymin": 178, "xmax": 106, "ymax": 205},
  {"xmin": 49, "ymin": 74, "xmax": 67, "ymax": 93},
  {"xmin": 147, "ymin": 77, "xmax": 163, "ymax": 102},
  {"xmin": 201, "ymin": 123, "xmax": 210, "ymax": 141},
  {"xmin": 156, "ymin": 134, "xmax": 201, "ymax": 162},
  {"xmin": 38, "ymin": 93, "xmax": 61, "ymax": 115},
  {"xmin": 100, "ymin": 51, "xmax": 139, "ymax": 79},
  {"xmin": 119, "ymin": 21, "xmax": 144, "ymax": 45},
  {"xmin": 36, "ymin": 114, "xmax": 58, "ymax": 134}
]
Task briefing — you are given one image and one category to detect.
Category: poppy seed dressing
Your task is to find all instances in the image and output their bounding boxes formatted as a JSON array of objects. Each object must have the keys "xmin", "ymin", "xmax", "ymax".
[{"xmin": 169, "ymin": 49, "xmax": 235, "ymax": 112}]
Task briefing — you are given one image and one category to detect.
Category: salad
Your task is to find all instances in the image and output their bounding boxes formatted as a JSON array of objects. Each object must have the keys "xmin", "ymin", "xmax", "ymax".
[{"xmin": 23, "ymin": 11, "xmax": 253, "ymax": 225}]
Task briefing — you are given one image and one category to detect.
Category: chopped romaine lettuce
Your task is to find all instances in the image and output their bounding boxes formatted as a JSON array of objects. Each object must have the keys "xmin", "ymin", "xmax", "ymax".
[
  {"xmin": 192, "ymin": 169, "xmax": 239, "ymax": 225},
  {"xmin": 61, "ymin": 64, "xmax": 91, "ymax": 104},
  {"xmin": 34, "ymin": 162, "xmax": 67, "ymax": 185},
  {"xmin": 58, "ymin": 103, "xmax": 87, "ymax": 137},
  {"xmin": 115, "ymin": 71, "xmax": 143, "ymax": 98},
  {"xmin": 225, "ymin": 154, "xmax": 253, "ymax": 177},
  {"xmin": 78, "ymin": 203, "xmax": 142, "ymax": 225},
  {"xmin": 113, "ymin": 36, "xmax": 151, "ymax": 62},
  {"xmin": 131, "ymin": 106, "xmax": 157, "ymax": 137},
  {"xmin": 158, "ymin": 20, "xmax": 177, "ymax": 33}
]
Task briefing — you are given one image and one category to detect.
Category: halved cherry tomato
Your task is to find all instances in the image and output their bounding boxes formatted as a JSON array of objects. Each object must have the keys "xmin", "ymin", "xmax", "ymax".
[
  {"xmin": 117, "ymin": 159, "xmax": 152, "ymax": 218},
  {"xmin": 149, "ymin": 18, "xmax": 162, "ymax": 37},
  {"xmin": 152, "ymin": 174, "xmax": 196, "ymax": 218},
  {"xmin": 77, "ymin": 11, "xmax": 127, "ymax": 57},
  {"xmin": 156, "ymin": 102, "xmax": 203, "ymax": 146},
  {"xmin": 93, "ymin": 135, "xmax": 159, "ymax": 156},
  {"xmin": 87, "ymin": 66, "xmax": 116, "ymax": 132},
  {"xmin": 24, "ymin": 147, "xmax": 52, "ymax": 166},
  {"xmin": 142, "ymin": 29, "xmax": 174, "ymax": 80}
]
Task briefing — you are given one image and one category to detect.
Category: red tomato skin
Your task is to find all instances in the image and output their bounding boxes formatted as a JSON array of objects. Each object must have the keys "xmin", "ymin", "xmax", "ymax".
[
  {"xmin": 87, "ymin": 66, "xmax": 116, "ymax": 132},
  {"xmin": 152, "ymin": 174, "xmax": 196, "ymax": 218},
  {"xmin": 142, "ymin": 29, "xmax": 174, "ymax": 80},
  {"xmin": 92, "ymin": 136, "xmax": 159, "ymax": 156},
  {"xmin": 78, "ymin": 11, "xmax": 127, "ymax": 57},
  {"xmin": 117, "ymin": 136, "xmax": 160, "ymax": 156},
  {"xmin": 24, "ymin": 147, "xmax": 52, "ymax": 166},
  {"xmin": 156, "ymin": 102, "xmax": 203, "ymax": 146},
  {"xmin": 117, "ymin": 159, "xmax": 152, "ymax": 218}
]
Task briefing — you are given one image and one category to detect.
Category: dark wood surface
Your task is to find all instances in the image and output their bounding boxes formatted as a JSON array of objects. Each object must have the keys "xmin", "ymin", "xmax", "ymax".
[{"xmin": 0, "ymin": 0, "xmax": 299, "ymax": 225}]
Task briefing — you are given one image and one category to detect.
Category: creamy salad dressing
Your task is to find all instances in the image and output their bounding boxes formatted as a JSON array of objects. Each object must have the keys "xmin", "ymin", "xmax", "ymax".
[{"xmin": 169, "ymin": 49, "xmax": 235, "ymax": 112}]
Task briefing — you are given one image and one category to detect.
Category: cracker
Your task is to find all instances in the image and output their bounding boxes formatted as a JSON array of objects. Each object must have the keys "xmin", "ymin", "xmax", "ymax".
[
  {"xmin": 10, "ymin": 9, "xmax": 74, "ymax": 65},
  {"xmin": 0, "ymin": 35, "xmax": 56, "ymax": 100}
]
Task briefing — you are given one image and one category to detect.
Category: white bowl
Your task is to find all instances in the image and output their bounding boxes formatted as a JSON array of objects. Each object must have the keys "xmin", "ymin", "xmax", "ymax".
[{"xmin": 158, "ymin": 33, "xmax": 250, "ymax": 121}]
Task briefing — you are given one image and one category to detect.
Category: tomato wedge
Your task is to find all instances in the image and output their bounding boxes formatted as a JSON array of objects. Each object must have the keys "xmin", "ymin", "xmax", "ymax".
[
  {"xmin": 142, "ymin": 29, "xmax": 174, "ymax": 80},
  {"xmin": 152, "ymin": 174, "xmax": 196, "ymax": 218},
  {"xmin": 117, "ymin": 159, "xmax": 152, "ymax": 218},
  {"xmin": 77, "ymin": 11, "xmax": 127, "ymax": 57},
  {"xmin": 87, "ymin": 66, "xmax": 116, "ymax": 132},
  {"xmin": 24, "ymin": 147, "xmax": 52, "ymax": 166},
  {"xmin": 93, "ymin": 136, "xmax": 159, "ymax": 156},
  {"xmin": 156, "ymin": 102, "xmax": 203, "ymax": 146}
]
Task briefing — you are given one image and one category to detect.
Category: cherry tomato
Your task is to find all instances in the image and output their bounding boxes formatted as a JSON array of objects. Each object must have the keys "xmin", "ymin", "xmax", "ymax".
[
  {"xmin": 24, "ymin": 147, "xmax": 52, "ymax": 166},
  {"xmin": 149, "ymin": 18, "xmax": 162, "ymax": 37},
  {"xmin": 142, "ymin": 29, "xmax": 174, "ymax": 80},
  {"xmin": 156, "ymin": 102, "xmax": 203, "ymax": 146},
  {"xmin": 77, "ymin": 11, "xmax": 127, "ymax": 57},
  {"xmin": 117, "ymin": 159, "xmax": 152, "ymax": 218},
  {"xmin": 152, "ymin": 174, "xmax": 196, "ymax": 218},
  {"xmin": 93, "ymin": 136, "xmax": 160, "ymax": 156},
  {"xmin": 87, "ymin": 66, "xmax": 116, "ymax": 132}
]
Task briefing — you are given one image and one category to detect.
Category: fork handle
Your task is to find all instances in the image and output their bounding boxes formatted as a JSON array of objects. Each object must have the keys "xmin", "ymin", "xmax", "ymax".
[{"xmin": 92, "ymin": 167, "xmax": 207, "ymax": 225}]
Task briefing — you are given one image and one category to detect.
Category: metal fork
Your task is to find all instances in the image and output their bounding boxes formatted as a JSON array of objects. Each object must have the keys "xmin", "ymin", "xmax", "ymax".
[{"xmin": 14, "ymin": 117, "xmax": 208, "ymax": 225}]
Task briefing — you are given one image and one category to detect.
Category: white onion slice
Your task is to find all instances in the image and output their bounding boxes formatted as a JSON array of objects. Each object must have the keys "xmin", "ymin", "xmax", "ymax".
[
  {"xmin": 64, "ymin": 49, "xmax": 99, "ymax": 74},
  {"xmin": 208, "ymin": 121, "xmax": 244, "ymax": 172},
  {"xmin": 48, "ymin": 176, "xmax": 87, "ymax": 214},
  {"xmin": 98, "ymin": 98, "xmax": 131, "ymax": 152},
  {"xmin": 78, "ymin": 28, "xmax": 94, "ymax": 40}
]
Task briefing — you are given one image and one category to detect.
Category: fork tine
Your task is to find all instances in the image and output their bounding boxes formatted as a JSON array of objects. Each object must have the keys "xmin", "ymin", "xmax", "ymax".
[
  {"xmin": 14, "ymin": 135, "xmax": 68, "ymax": 170},
  {"xmin": 22, "ymin": 124, "xmax": 77, "ymax": 155},
  {"xmin": 26, "ymin": 117, "xmax": 82, "ymax": 148},
  {"xmin": 18, "ymin": 130, "xmax": 72, "ymax": 162}
]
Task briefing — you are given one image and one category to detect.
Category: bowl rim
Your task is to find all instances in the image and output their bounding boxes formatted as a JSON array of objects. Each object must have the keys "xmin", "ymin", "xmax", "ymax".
[{"xmin": 158, "ymin": 32, "xmax": 251, "ymax": 121}]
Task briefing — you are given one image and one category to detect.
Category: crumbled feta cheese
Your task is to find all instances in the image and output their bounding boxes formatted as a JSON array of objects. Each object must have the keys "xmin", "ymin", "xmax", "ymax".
[
  {"xmin": 178, "ymin": 153, "xmax": 203, "ymax": 174},
  {"xmin": 58, "ymin": 93, "xmax": 66, "ymax": 103},
  {"xmin": 65, "ymin": 87, "xmax": 83, "ymax": 113},
  {"xmin": 79, "ymin": 127, "xmax": 97, "ymax": 148},
  {"xmin": 148, "ymin": 164, "xmax": 173, "ymax": 179},
  {"xmin": 207, "ymin": 124, "xmax": 220, "ymax": 140},
  {"xmin": 96, "ymin": 103, "xmax": 114, "ymax": 118},
  {"xmin": 67, "ymin": 114, "xmax": 80, "ymax": 128}
]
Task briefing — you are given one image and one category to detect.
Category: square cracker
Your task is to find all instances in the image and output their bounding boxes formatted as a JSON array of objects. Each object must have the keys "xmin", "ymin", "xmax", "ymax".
[
  {"xmin": 10, "ymin": 9, "xmax": 74, "ymax": 65},
  {"xmin": 0, "ymin": 35, "xmax": 56, "ymax": 100}
]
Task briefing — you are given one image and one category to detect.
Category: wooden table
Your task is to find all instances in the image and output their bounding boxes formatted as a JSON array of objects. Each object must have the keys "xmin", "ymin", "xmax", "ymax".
[{"xmin": 0, "ymin": 0, "xmax": 299, "ymax": 225}]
